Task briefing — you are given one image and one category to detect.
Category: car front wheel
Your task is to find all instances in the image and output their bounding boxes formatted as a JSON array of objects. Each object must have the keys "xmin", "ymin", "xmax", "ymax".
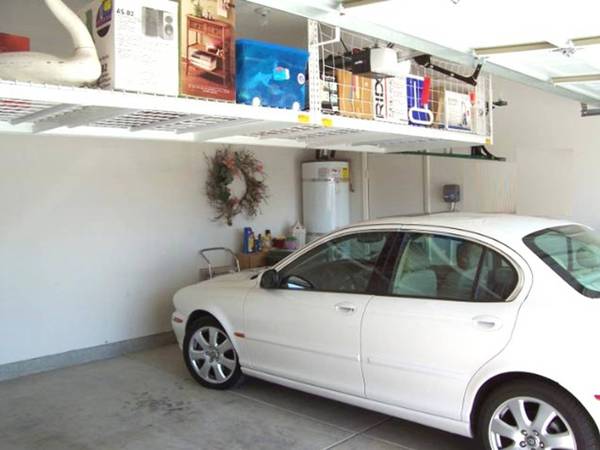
[
  {"xmin": 183, "ymin": 317, "xmax": 243, "ymax": 390},
  {"xmin": 477, "ymin": 380, "xmax": 600, "ymax": 450}
]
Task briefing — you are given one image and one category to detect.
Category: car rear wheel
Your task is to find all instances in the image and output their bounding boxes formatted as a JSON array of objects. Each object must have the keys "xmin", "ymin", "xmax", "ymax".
[
  {"xmin": 477, "ymin": 381, "xmax": 600, "ymax": 450},
  {"xmin": 183, "ymin": 317, "xmax": 243, "ymax": 390}
]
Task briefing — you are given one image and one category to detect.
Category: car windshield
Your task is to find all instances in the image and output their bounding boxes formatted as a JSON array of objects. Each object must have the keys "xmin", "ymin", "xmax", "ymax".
[{"xmin": 524, "ymin": 225, "xmax": 600, "ymax": 298}]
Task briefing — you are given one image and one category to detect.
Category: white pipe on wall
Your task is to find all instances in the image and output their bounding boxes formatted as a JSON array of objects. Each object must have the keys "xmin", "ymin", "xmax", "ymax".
[
  {"xmin": 422, "ymin": 155, "xmax": 432, "ymax": 214},
  {"xmin": 362, "ymin": 152, "xmax": 370, "ymax": 220}
]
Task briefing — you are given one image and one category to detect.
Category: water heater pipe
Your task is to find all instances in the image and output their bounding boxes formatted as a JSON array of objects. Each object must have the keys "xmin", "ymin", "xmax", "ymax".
[
  {"xmin": 422, "ymin": 155, "xmax": 432, "ymax": 214},
  {"xmin": 362, "ymin": 152, "xmax": 370, "ymax": 220}
]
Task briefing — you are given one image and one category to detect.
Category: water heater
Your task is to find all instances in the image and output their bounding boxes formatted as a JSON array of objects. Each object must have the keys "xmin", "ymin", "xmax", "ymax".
[{"xmin": 302, "ymin": 161, "xmax": 350, "ymax": 239}]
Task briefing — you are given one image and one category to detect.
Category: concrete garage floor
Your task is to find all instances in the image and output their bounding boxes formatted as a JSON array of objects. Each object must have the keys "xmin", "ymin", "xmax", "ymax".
[{"xmin": 0, "ymin": 345, "xmax": 478, "ymax": 450}]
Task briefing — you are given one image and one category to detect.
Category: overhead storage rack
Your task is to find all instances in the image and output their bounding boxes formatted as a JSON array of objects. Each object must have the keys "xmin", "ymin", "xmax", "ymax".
[{"xmin": 0, "ymin": 20, "xmax": 493, "ymax": 154}]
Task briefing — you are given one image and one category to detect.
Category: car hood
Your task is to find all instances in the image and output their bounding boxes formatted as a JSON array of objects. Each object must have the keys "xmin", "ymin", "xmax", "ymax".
[
  {"xmin": 173, "ymin": 268, "xmax": 264, "ymax": 314},
  {"xmin": 203, "ymin": 267, "xmax": 265, "ymax": 284}
]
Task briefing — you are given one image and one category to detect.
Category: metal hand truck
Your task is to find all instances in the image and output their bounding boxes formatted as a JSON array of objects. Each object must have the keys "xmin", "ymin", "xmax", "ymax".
[{"xmin": 198, "ymin": 247, "xmax": 241, "ymax": 281}]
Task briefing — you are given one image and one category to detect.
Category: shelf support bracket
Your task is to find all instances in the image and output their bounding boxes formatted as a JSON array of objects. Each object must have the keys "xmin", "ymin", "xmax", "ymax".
[
  {"xmin": 581, "ymin": 103, "xmax": 600, "ymax": 117},
  {"xmin": 130, "ymin": 115, "xmax": 194, "ymax": 132},
  {"xmin": 10, "ymin": 103, "xmax": 78, "ymax": 126},
  {"xmin": 32, "ymin": 107, "xmax": 138, "ymax": 133},
  {"xmin": 189, "ymin": 120, "xmax": 298, "ymax": 140}
]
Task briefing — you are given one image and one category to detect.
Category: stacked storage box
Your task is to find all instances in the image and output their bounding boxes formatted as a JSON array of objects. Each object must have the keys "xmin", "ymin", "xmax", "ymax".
[
  {"xmin": 179, "ymin": 0, "xmax": 236, "ymax": 101},
  {"xmin": 79, "ymin": 0, "xmax": 179, "ymax": 96},
  {"xmin": 336, "ymin": 69, "xmax": 373, "ymax": 120},
  {"xmin": 372, "ymin": 77, "xmax": 408, "ymax": 124},
  {"xmin": 236, "ymin": 39, "xmax": 309, "ymax": 110}
]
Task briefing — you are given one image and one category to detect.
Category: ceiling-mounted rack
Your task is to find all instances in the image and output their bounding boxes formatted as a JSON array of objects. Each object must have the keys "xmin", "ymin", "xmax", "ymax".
[
  {"xmin": 247, "ymin": 0, "xmax": 600, "ymax": 108},
  {"xmin": 0, "ymin": 15, "xmax": 494, "ymax": 153},
  {"xmin": 397, "ymin": 146, "xmax": 506, "ymax": 161},
  {"xmin": 0, "ymin": 76, "xmax": 489, "ymax": 153}
]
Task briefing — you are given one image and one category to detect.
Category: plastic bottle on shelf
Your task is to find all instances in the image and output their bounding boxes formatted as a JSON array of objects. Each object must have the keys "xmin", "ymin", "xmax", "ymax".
[
  {"xmin": 249, "ymin": 231, "xmax": 256, "ymax": 254},
  {"xmin": 262, "ymin": 229, "xmax": 273, "ymax": 251},
  {"xmin": 255, "ymin": 234, "xmax": 263, "ymax": 253},
  {"xmin": 243, "ymin": 227, "xmax": 254, "ymax": 254},
  {"xmin": 291, "ymin": 221, "xmax": 306, "ymax": 248}
]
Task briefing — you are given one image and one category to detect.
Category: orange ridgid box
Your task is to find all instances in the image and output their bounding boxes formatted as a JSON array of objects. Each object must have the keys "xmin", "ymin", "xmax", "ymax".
[
  {"xmin": 0, "ymin": 33, "xmax": 30, "ymax": 53},
  {"xmin": 179, "ymin": 0, "xmax": 236, "ymax": 101}
]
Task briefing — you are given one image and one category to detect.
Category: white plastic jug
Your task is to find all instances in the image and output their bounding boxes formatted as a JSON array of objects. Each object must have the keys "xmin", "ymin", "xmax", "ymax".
[{"xmin": 291, "ymin": 221, "xmax": 306, "ymax": 248}]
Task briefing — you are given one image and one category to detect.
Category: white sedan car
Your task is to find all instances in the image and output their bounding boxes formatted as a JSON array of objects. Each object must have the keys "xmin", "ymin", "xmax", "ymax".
[{"xmin": 172, "ymin": 213, "xmax": 600, "ymax": 450}]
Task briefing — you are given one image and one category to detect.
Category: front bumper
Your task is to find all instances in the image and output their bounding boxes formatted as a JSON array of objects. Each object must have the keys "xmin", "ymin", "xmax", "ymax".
[{"xmin": 171, "ymin": 311, "xmax": 187, "ymax": 349}]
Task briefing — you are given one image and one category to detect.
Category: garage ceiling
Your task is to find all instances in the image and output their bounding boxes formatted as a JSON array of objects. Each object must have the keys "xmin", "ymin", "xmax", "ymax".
[
  {"xmin": 247, "ymin": 0, "xmax": 600, "ymax": 107},
  {"xmin": 349, "ymin": 0, "xmax": 600, "ymax": 102}
]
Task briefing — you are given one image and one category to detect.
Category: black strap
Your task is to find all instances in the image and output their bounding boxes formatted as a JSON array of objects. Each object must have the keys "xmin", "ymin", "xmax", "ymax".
[{"xmin": 413, "ymin": 54, "xmax": 483, "ymax": 87}]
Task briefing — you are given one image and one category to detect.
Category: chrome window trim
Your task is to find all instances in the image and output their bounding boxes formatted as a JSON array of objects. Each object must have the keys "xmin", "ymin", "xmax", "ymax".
[{"xmin": 271, "ymin": 224, "xmax": 526, "ymax": 304}]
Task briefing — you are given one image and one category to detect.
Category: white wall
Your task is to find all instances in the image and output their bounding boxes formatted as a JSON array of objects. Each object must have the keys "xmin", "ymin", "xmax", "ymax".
[
  {"xmin": 368, "ymin": 154, "xmax": 423, "ymax": 218},
  {"xmin": 491, "ymin": 78, "xmax": 600, "ymax": 227},
  {"xmin": 0, "ymin": 0, "xmax": 313, "ymax": 366},
  {"xmin": 0, "ymin": 135, "xmax": 305, "ymax": 365},
  {"xmin": 366, "ymin": 78, "xmax": 600, "ymax": 225},
  {"xmin": 3, "ymin": 0, "xmax": 600, "ymax": 366},
  {"xmin": 367, "ymin": 154, "xmax": 517, "ymax": 219}
]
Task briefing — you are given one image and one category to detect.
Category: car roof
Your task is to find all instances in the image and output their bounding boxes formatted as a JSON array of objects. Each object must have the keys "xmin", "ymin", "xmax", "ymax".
[{"xmin": 348, "ymin": 212, "xmax": 578, "ymax": 245}]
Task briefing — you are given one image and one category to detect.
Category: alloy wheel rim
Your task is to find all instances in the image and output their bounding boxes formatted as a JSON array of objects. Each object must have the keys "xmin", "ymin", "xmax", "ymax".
[
  {"xmin": 188, "ymin": 326, "xmax": 237, "ymax": 384},
  {"xmin": 488, "ymin": 396, "xmax": 577, "ymax": 450}
]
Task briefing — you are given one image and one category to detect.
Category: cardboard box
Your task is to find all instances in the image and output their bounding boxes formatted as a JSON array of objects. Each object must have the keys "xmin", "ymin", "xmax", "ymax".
[
  {"xmin": 336, "ymin": 69, "xmax": 373, "ymax": 120},
  {"xmin": 180, "ymin": 0, "xmax": 236, "ymax": 101},
  {"xmin": 472, "ymin": 91, "xmax": 488, "ymax": 135},
  {"xmin": 0, "ymin": 33, "xmax": 30, "ymax": 53},
  {"xmin": 372, "ymin": 77, "xmax": 408, "ymax": 124},
  {"xmin": 444, "ymin": 90, "xmax": 472, "ymax": 131},
  {"xmin": 431, "ymin": 88, "xmax": 473, "ymax": 131},
  {"xmin": 321, "ymin": 74, "xmax": 339, "ymax": 113},
  {"xmin": 237, "ymin": 252, "xmax": 267, "ymax": 270},
  {"xmin": 79, "ymin": 0, "xmax": 179, "ymax": 96}
]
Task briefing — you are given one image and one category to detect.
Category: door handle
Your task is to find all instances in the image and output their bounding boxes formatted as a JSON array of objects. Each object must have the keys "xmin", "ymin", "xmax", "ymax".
[
  {"xmin": 335, "ymin": 303, "xmax": 356, "ymax": 314},
  {"xmin": 473, "ymin": 315, "xmax": 503, "ymax": 331}
]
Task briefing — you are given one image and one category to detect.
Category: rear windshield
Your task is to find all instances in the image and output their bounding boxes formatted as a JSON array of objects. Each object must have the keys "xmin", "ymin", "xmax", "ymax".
[{"xmin": 524, "ymin": 225, "xmax": 600, "ymax": 298}]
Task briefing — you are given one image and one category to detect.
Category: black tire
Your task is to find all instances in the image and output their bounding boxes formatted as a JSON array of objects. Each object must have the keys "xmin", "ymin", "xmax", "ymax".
[
  {"xmin": 476, "ymin": 380, "xmax": 600, "ymax": 450},
  {"xmin": 183, "ymin": 317, "xmax": 244, "ymax": 390}
]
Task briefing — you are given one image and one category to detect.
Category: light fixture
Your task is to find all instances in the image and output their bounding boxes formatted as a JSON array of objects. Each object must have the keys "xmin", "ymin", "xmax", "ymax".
[
  {"xmin": 552, "ymin": 40, "xmax": 578, "ymax": 58},
  {"xmin": 254, "ymin": 7, "xmax": 269, "ymax": 27},
  {"xmin": 552, "ymin": 74, "xmax": 600, "ymax": 85}
]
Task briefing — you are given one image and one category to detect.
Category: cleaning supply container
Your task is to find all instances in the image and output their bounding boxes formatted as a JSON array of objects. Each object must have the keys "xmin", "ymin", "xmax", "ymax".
[{"xmin": 236, "ymin": 39, "xmax": 309, "ymax": 110}]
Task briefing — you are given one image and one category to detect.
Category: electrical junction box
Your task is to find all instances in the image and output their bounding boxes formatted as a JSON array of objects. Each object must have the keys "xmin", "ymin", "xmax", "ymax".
[
  {"xmin": 443, "ymin": 184, "xmax": 461, "ymax": 203},
  {"xmin": 79, "ymin": 0, "xmax": 179, "ymax": 96}
]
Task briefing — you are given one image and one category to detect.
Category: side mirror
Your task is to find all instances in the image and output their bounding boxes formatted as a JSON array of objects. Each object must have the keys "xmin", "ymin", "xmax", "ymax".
[{"xmin": 260, "ymin": 269, "xmax": 280, "ymax": 289}]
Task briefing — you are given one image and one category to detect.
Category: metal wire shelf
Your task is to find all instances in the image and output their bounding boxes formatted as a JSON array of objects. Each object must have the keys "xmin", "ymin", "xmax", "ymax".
[
  {"xmin": 0, "ymin": 19, "xmax": 492, "ymax": 153},
  {"xmin": 309, "ymin": 22, "xmax": 493, "ymax": 140}
]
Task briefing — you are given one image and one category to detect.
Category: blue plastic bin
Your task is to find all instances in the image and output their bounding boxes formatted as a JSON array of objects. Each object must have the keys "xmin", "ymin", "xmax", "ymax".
[{"xmin": 236, "ymin": 39, "xmax": 309, "ymax": 110}]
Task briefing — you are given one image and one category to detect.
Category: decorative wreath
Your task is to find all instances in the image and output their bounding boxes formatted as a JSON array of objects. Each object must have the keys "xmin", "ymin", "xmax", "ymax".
[{"xmin": 205, "ymin": 148, "xmax": 268, "ymax": 226}]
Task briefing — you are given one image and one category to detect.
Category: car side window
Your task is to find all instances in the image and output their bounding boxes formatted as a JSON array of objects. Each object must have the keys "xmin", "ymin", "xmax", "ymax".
[
  {"xmin": 278, "ymin": 231, "xmax": 395, "ymax": 294},
  {"xmin": 389, "ymin": 233, "xmax": 518, "ymax": 302},
  {"xmin": 475, "ymin": 249, "xmax": 519, "ymax": 301}
]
